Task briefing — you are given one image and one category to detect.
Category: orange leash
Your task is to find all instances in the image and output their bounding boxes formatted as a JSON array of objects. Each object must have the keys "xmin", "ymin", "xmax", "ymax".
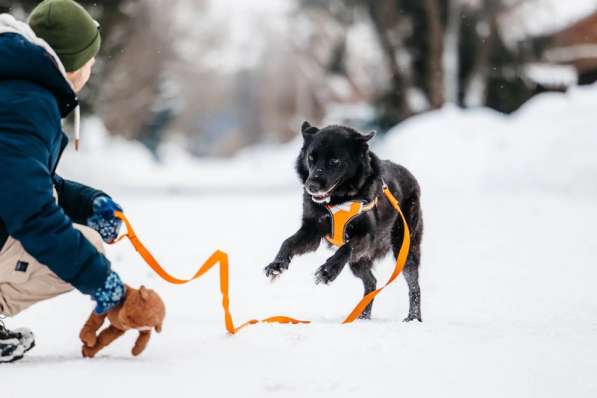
[
  {"xmin": 112, "ymin": 183, "xmax": 410, "ymax": 332},
  {"xmin": 113, "ymin": 211, "xmax": 309, "ymax": 334}
]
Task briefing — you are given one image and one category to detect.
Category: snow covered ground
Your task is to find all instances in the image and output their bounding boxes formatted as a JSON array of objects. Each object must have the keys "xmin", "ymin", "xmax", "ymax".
[{"xmin": 3, "ymin": 86, "xmax": 597, "ymax": 397}]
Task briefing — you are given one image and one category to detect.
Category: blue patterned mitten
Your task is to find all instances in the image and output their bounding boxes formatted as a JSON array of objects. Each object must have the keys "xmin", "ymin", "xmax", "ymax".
[
  {"xmin": 92, "ymin": 271, "xmax": 126, "ymax": 314},
  {"xmin": 87, "ymin": 196, "xmax": 123, "ymax": 243}
]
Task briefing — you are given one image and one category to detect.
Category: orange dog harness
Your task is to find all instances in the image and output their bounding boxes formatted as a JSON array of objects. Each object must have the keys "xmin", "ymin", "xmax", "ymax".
[{"xmin": 325, "ymin": 199, "xmax": 378, "ymax": 246}]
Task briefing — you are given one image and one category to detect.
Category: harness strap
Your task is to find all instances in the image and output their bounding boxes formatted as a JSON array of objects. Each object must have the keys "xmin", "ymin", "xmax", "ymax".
[
  {"xmin": 362, "ymin": 197, "xmax": 378, "ymax": 212},
  {"xmin": 112, "ymin": 184, "xmax": 410, "ymax": 331}
]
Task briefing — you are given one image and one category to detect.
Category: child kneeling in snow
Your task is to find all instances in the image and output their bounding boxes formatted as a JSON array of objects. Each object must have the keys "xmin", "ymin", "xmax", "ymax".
[{"xmin": 0, "ymin": 0, "xmax": 129, "ymax": 363}]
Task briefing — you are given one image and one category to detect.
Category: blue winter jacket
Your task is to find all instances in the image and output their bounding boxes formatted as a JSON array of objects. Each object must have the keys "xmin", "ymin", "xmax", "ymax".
[{"xmin": 0, "ymin": 32, "xmax": 111, "ymax": 295}]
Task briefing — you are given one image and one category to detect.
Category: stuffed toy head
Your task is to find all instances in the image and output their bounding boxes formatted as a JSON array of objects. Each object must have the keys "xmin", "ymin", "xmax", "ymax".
[
  {"xmin": 80, "ymin": 285, "xmax": 165, "ymax": 358},
  {"xmin": 113, "ymin": 286, "xmax": 165, "ymax": 332}
]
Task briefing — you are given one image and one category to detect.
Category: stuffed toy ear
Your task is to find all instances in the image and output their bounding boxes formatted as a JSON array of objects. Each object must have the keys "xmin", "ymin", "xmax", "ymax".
[
  {"xmin": 301, "ymin": 121, "xmax": 319, "ymax": 139},
  {"xmin": 140, "ymin": 286, "xmax": 149, "ymax": 301}
]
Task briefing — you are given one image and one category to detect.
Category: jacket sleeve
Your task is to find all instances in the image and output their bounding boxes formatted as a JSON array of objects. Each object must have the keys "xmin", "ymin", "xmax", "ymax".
[
  {"xmin": 53, "ymin": 175, "xmax": 108, "ymax": 225},
  {"xmin": 0, "ymin": 101, "xmax": 110, "ymax": 295}
]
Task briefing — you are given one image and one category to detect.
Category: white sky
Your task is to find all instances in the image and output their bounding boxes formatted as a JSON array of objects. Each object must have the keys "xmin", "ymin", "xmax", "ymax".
[
  {"xmin": 207, "ymin": 0, "xmax": 596, "ymax": 38},
  {"xmin": 184, "ymin": 0, "xmax": 597, "ymax": 70},
  {"xmin": 209, "ymin": 0, "xmax": 295, "ymax": 15},
  {"xmin": 524, "ymin": 0, "xmax": 597, "ymax": 34}
]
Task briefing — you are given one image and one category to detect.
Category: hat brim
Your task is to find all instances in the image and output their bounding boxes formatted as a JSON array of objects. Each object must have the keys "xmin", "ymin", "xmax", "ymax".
[{"xmin": 59, "ymin": 31, "xmax": 101, "ymax": 72}]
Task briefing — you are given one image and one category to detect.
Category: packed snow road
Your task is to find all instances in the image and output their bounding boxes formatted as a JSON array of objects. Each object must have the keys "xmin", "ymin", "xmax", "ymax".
[
  {"xmin": 3, "ymin": 187, "xmax": 596, "ymax": 398},
  {"xmin": 4, "ymin": 87, "xmax": 597, "ymax": 397}
]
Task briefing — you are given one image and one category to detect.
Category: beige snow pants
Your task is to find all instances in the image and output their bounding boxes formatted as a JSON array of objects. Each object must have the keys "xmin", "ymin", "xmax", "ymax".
[{"xmin": 0, "ymin": 224, "xmax": 105, "ymax": 317}]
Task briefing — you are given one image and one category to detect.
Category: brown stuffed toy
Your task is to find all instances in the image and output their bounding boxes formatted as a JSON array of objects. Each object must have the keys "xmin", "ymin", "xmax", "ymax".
[{"xmin": 80, "ymin": 285, "xmax": 166, "ymax": 358}]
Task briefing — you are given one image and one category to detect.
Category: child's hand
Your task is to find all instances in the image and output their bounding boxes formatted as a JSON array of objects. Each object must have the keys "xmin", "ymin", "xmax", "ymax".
[
  {"xmin": 91, "ymin": 271, "xmax": 126, "ymax": 315},
  {"xmin": 87, "ymin": 196, "xmax": 123, "ymax": 243}
]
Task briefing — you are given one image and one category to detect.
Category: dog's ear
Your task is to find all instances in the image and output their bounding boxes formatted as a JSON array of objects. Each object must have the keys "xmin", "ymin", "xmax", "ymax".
[
  {"xmin": 357, "ymin": 131, "xmax": 376, "ymax": 143},
  {"xmin": 301, "ymin": 121, "xmax": 319, "ymax": 139}
]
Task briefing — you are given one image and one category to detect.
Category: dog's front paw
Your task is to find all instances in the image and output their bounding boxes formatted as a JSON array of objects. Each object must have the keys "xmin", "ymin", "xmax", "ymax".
[
  {"xmin": 314, "ymin": 262, "xmax": 342, "ymax": 285},
  {"xmin": 264, "ymin": 260, "xmax": 290, "ymax": 280}
]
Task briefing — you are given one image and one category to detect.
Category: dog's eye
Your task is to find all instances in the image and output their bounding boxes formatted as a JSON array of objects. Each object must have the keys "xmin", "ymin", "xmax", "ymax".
[
  {"xmin": 328, "ymin": 158, "xmax": 341, "ymax": 167},
  {"xmin": 308, "ymin": 154, "xmax": 315, "ymax": 164}
]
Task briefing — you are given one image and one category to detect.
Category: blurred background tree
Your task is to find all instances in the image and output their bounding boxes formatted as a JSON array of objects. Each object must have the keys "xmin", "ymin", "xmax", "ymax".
[{"xmin": 1, "ymin": 0, "xmax": 596, "ymax": 156}]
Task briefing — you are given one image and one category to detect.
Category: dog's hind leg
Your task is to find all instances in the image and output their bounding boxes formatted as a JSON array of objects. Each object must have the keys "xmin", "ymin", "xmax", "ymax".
[
  {"xmin": 402, "ymin": 256, "xmax": 422, "ymax": 322},
  {"xmin": 349, "ymin": 258, "xmax": 376, "ymax": 320},
  {"xmin": 393, "ymin": 196, "xmax": 423, "ymax": 322}
]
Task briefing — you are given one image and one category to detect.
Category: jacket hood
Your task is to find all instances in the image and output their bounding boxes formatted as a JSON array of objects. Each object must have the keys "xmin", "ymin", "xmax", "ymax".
[{"xmin": 0, "ymin": 14, "xmax": 78, "ymax": 118}]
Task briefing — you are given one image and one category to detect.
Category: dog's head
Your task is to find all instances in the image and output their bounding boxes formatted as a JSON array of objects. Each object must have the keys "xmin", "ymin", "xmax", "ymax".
[{"xmin": 296, "ymin": 121, "xmax": 375, "ymax": 204}]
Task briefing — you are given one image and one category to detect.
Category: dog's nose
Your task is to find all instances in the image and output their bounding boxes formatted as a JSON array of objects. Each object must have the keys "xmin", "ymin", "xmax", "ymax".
[
  {"xmin": 306, "ymin": 174, "xmax": 326, "ymax": 192},
  {"xmin": 306, "ymin": 180, "xmax": 322, "ymax": 192}
]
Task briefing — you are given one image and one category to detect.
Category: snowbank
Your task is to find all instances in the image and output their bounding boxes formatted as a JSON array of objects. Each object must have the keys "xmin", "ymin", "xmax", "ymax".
[
  {"xmin": 62, "ymin": 84, "xmax": 597, "ymax": 201},
  {"xmin": 381, "ymin": 85, "xmax": 597, "ymax": 198}
]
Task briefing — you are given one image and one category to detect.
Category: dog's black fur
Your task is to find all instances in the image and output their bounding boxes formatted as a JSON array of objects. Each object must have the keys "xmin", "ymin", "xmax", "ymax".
[{"xmin": 264, "ymin": 122, "xmax": 424, "ymax": 321}]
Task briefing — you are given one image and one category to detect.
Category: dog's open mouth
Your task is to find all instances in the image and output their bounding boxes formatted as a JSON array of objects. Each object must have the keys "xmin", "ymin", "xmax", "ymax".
[{"xmin": 306, "ymin": 183, "xmax": 338, "ymax": 204}]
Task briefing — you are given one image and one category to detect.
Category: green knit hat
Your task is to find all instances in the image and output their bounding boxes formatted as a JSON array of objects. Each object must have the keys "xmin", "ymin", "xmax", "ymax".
[{"xmin": 28, "ymin": 0, "xmax": 101, "ymax": 72}]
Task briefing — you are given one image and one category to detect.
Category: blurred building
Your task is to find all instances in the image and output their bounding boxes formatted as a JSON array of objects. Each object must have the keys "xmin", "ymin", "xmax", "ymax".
[{"xmin": 542, "ymin": 11, "xmax": 597, "ymax": 85}]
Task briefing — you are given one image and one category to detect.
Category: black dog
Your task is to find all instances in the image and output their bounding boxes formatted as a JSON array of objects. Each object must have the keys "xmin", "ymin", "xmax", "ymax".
[{"xmin": 264, "ymin": 122, "xmax": 424, "ymax": 321}]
